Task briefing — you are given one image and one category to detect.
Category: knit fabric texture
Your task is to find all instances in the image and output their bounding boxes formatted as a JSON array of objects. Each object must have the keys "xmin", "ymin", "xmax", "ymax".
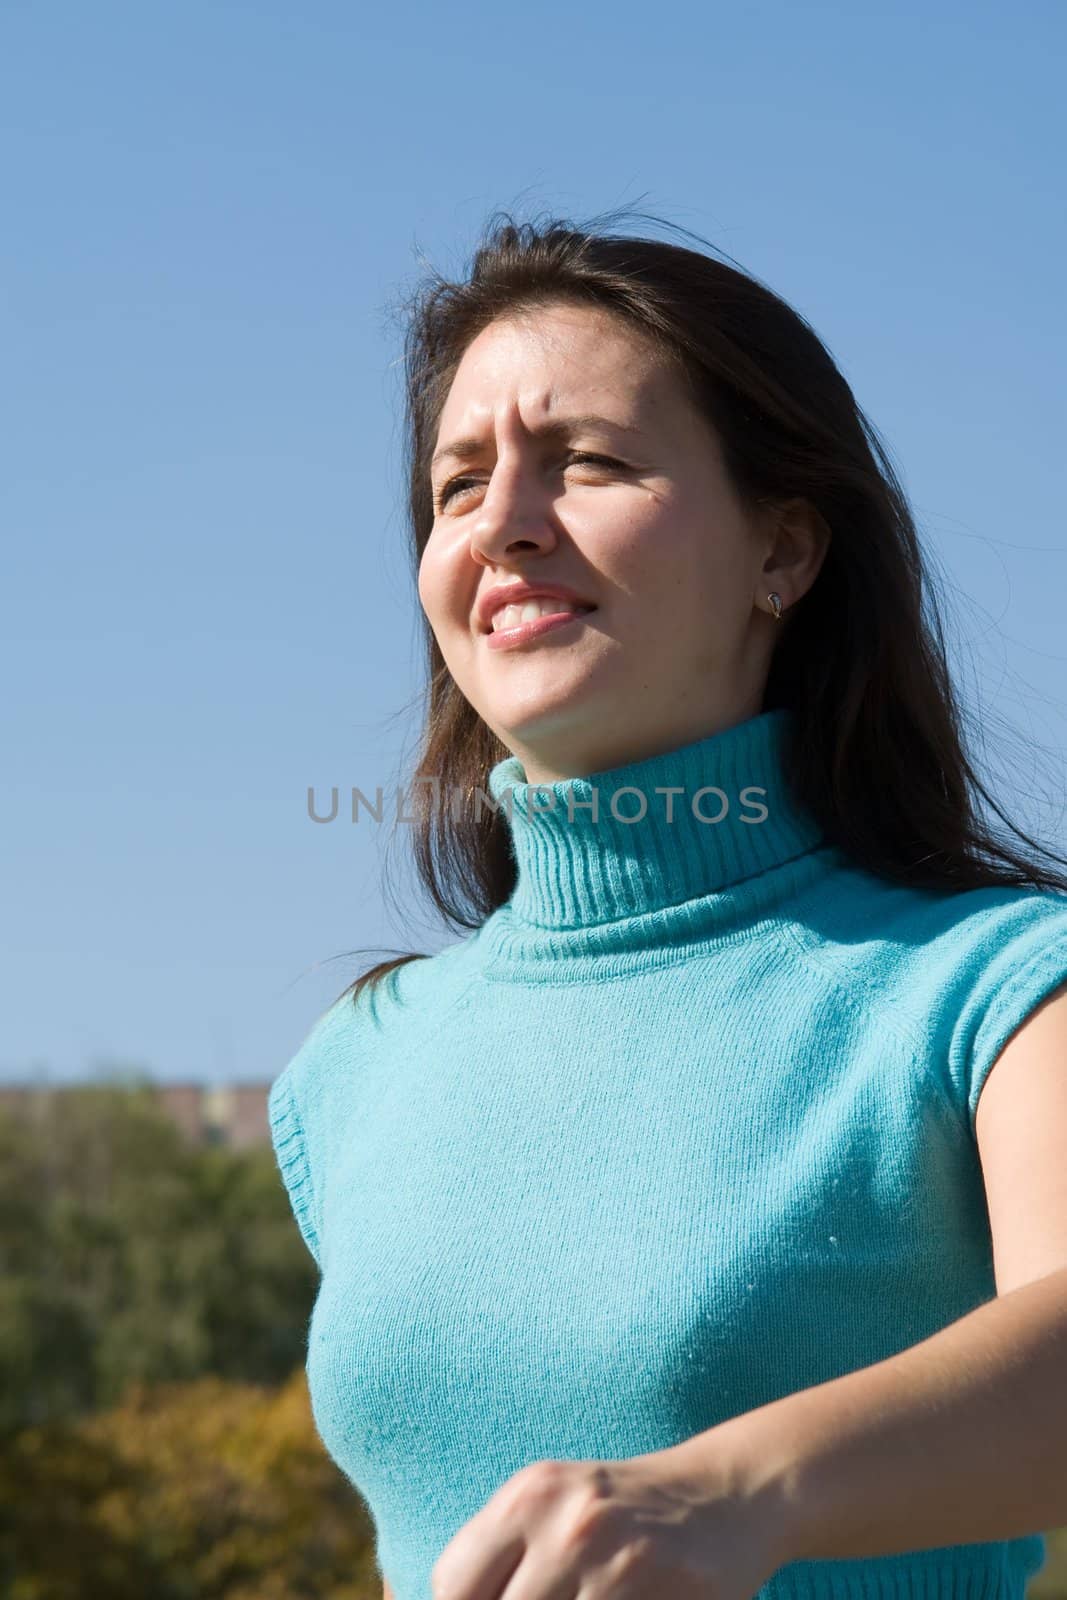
[{"xmin": 269, "ymin": 706, "xmax": 1067, "ymax": 1600}]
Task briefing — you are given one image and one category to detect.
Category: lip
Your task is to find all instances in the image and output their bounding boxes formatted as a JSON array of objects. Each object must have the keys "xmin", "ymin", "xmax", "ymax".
[
  {"xmin": 485, "ymin": 608, "xmax": 595, "ymax": 651},
  {"xmin": 475, "ymin": 582, "xmax": 597, "ymax": 635}
]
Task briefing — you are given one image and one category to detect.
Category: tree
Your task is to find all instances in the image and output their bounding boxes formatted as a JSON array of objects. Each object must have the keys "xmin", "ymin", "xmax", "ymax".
[
  {"xmin": 0, "ymin": 1371, "xmax": 380, "ymax": 1598},
  {"xmin": 0, "ymin": 1088, "xmax": 317, "ymax": 1430}
]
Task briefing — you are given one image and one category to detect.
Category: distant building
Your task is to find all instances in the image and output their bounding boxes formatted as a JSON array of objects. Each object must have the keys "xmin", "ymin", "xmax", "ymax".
[
  {"xmin": 0, "ymin": 1081, "xmax": 273, "ymax": 1150},
  {"xmin": 158, "ymin": 1082, "xmax": 273, "ymax": 1149}
]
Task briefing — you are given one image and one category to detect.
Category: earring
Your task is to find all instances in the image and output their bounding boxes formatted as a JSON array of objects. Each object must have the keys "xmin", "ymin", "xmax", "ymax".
[{"xmin": 767, "ymin": 592, "xmax": 784, "ymax": 621}]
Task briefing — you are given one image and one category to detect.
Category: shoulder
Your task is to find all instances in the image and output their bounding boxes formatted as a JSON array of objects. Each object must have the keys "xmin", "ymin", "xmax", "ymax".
[
  {"xmin": 277, "ymin": 936, "xmax": 480, "ymax": 1097},
  {"xmin": 795, "ymin": 858, "xmax": 1067, "ymax": 1133},
  {"xmin": 267, "ymin": 991, "xmax": 354, "ymax": 1269},
  {"xmin": 266, "ymin": 937, "xmax": 483, "ymax": 1267},
  {"xmin": 794, "ymin": 850, "xmax": 1067, "ymax": 992}
]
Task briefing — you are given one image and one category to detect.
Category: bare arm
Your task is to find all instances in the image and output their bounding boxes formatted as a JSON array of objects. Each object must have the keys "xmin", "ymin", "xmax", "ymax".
[{"xmin": 687, "ymin": 1266, "xmax": 1067, "ymax": 1558}]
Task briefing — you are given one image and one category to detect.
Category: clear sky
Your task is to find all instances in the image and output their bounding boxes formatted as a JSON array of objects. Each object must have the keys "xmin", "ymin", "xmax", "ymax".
[{"xmin": 3, "ymin": 0, "xmax": 1065, "ymax": 1085}]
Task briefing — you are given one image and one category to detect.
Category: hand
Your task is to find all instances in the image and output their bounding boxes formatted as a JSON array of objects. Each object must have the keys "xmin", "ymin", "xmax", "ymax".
[{"xmin": 430, "ymin": 1435, "xmax": 794, "ymax": 1600}]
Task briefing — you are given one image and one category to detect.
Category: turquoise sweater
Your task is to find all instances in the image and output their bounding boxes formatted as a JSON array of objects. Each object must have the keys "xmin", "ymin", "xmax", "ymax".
[{"xmin": 269, "ymin": 707, "xmax": 1067, "ymax": 1600}]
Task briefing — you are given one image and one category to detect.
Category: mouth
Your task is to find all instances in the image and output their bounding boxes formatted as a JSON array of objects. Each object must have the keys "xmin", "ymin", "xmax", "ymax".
[
  {"xmin": 481, "ymin": 602, "xmax": 597, "ymax": 636},
  {"xmin": 483, "ymin": 605, "xmax": 597, "ymax": 650}
]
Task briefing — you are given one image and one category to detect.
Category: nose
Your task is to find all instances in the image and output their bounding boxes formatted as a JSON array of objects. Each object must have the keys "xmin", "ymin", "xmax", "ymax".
[{"xmin": 467, "ymin": 448, "xmax": 561, "ymax": 568}]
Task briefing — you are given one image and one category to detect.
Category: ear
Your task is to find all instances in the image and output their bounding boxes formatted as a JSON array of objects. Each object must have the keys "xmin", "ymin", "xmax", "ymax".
[{"xmin": 757, "ymin": 498, "xmax": 832, "ymax": 611}]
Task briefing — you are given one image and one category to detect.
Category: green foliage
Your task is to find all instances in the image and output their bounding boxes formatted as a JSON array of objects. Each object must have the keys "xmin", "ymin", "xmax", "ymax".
[{"xmin": 0, "ymin": 1089, "xmax": 317, "ymax": 1432}]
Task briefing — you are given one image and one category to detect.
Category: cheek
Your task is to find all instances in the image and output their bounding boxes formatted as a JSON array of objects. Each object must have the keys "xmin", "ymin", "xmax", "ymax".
[
  {"xmin": 416, "ymin": 539, "xmax": 455, "ymax": 622},
  {"xmin": 654, "ymin": 511, "xmax": 753, "ymax": 604},
  {"xmin": 594, "ymin": 510, "xmax": 725, "ymax": 615},
  {"xmin": 418, "ymin": 546, "xmax": 480, "ymax": 659},
  {"xmin": 603, "ymin": 517, "xmax": 751, "ymax": 659}
]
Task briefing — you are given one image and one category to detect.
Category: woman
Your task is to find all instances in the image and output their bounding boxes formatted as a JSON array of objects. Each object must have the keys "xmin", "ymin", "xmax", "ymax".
[{"xmin": 270, "ymin": 208, "xmax": 1067, "ymax": 1600}]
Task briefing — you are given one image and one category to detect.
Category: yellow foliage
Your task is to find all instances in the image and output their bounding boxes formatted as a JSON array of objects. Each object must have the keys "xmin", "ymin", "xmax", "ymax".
[
  {"xmin": 0, "ymin": 1369, "xmax": 383, "ymax": 1599},
  {"xmin": 1031, "ymin": 1527, "xmax": 1067, "ymax": 1599}
]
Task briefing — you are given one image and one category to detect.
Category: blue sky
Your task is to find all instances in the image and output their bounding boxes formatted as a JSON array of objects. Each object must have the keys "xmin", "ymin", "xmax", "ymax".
[{"xmin": 3, "ymin": 1, "xmax": 1065, "ymax": 1084}]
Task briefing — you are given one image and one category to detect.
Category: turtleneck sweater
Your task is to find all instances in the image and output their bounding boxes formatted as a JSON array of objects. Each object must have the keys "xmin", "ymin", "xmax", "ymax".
[{"xmin": 269, "ymin": 706, "xmax": 1067, "ymax": 1600}]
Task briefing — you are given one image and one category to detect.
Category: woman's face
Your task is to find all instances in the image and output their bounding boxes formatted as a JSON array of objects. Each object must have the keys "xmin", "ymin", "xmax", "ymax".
[{"xmin": 418, "ymin": 301, "xmax": 821, "ymax": 785}]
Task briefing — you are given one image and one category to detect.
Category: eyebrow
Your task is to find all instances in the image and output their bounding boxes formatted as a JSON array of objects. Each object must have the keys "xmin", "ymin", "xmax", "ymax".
[{"xmin": 430, "ymin": 414, "xmax": 646, "ymax": 474}]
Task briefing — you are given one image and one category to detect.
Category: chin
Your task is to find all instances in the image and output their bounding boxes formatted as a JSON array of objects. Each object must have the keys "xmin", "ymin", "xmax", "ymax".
[{"xmin": 486, "ymin": 692, "xmax": 602, "ymax": 746}]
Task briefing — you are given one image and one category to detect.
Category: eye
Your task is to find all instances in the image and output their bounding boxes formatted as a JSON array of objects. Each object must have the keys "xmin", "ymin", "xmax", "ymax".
[{"xmin": 433, "ymin": 452, "xmax": 623, "ymax": 511}]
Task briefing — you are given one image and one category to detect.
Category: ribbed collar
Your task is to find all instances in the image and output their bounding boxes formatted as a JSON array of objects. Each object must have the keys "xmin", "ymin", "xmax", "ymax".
[{"xmin": 484, "ymin": 707, "xmax": 827, "ymax": 938}]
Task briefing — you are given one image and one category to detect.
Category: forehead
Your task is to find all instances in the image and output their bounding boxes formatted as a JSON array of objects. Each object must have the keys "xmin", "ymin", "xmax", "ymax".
[{"xmin": 437, "ymin": 303, "xmax": 675, "ymax": 428}]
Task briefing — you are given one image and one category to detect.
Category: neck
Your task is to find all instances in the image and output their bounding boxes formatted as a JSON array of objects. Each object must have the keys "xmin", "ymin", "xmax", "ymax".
[
  {"xmin": 477, "ymin": 706, "xmax": 832, "ymax": 973},
  {"xmin": 508, "ymin": 707, "xmax": 765, "ymax": 792}
]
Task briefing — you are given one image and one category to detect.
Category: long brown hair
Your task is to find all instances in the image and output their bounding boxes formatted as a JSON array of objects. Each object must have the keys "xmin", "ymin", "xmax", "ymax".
[{"xmin": 333, "ymin": 203, "xmax": 1067, "ymax": 1010}]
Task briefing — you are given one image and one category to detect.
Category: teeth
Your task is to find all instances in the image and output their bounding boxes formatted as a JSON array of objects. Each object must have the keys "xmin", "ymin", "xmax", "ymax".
[{"xmin": 490, "ymin": 599, "xmax": 588, "ymax": 632}]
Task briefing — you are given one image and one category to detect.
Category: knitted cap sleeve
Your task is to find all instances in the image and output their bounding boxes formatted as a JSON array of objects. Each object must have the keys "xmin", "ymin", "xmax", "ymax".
[
  {"xmin": 943, "ymin": 890, "xmax": 1067, "ymax": 1135},
  {"xmin": 268, "ymin": 1067, "xmax": 322, "ymax": 1270}
]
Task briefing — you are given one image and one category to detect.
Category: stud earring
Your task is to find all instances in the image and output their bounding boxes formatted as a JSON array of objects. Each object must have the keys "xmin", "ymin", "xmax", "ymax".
[{"xmin": 767, "ymin": 592, "xmax": 784, "ymax": 621}]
